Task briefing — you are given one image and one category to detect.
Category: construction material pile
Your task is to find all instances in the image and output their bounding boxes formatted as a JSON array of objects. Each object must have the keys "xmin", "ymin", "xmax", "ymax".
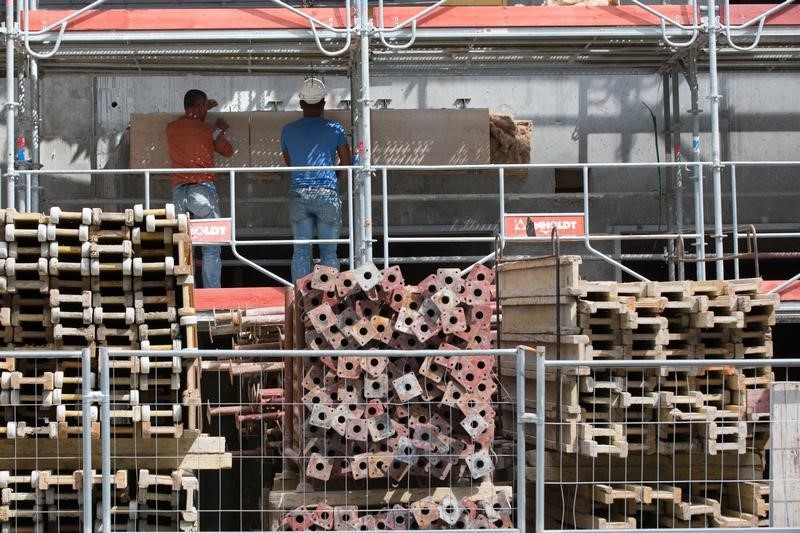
[
  {"xmin": 498, "ymin": 255, "xmax": 778, "ymax": 529},
  {"xmin": 0, "ymin": 468, "xmax": 198, "ymax": 532},
  {"xmin": 0, "ymin": 205, "xmax": 214, "ymax": 532},
  {"xmin": 273, "ymin": 263, "xmax": 512, "ymax": 530}
]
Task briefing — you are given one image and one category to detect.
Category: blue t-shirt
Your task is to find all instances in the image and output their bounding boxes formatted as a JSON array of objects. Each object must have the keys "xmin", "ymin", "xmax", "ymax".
[{"xmin": 280, "ymin": 117, "xmax": 348, "ymax": 191}]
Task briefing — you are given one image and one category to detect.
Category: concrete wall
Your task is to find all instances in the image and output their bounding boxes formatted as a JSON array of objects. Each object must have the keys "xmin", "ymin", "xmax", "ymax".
[{"xmin": 2, "ymin": 70, "xmax": 799, "ymax": 280}]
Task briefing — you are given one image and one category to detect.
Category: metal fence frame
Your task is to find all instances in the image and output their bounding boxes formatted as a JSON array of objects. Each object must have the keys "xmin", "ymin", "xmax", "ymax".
[
  {"xmin": 1, "ymin": 347, "xmax": 799, "ymax": 531},
  {"xmin": 14, "ymin": 159, "xmax": 800, "ymax": 287}
]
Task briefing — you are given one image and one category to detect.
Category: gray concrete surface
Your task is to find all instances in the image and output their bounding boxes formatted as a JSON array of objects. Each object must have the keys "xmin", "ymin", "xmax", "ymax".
[{"xmin": 1, "ymin": 70, "xmax": 798, "ymax": 281}]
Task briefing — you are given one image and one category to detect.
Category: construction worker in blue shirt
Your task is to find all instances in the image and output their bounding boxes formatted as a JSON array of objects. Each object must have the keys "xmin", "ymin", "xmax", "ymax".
[{"xmin": 281, "ymin": 78, "xmax": 353, "ymax": 281}]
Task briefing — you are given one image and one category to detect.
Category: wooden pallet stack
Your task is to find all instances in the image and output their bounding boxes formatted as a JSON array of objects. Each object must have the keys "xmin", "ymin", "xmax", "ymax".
[
  {"xmin": 267, "ymin": 263, "xmax": 511, "ymax": 530},
  {"xmin": 0, "ymin": 205, "xmax": 229, "ymax": 531},
  {"xmin": 498, "ymin": 255, "xmax": 779, "ymax": 529}
]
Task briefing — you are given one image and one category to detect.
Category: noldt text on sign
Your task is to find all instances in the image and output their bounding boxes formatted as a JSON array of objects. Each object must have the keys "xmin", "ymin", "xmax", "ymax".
[
  {"xmin": 504, "ymin": 213, "xmax": 586, "ymax": 238},
  {"xmin": 188, "ymin": 218, "xmax": 232, "ymax": 244}
]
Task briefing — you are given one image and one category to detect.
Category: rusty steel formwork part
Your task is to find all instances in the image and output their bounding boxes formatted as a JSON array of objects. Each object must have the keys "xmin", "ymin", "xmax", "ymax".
[{"xmin": 274, "ymin": 263, "xmax": 509, "ymax": 529}]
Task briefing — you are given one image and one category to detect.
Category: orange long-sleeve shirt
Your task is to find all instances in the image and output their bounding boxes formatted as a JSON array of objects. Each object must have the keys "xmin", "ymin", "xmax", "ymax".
[{"xmin": 166, "ymin": 116, "xmax": 233, "ymax": 187}]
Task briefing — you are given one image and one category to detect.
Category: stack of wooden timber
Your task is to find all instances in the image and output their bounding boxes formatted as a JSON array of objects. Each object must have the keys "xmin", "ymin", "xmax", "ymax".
[
  {"xmin": 268, "ymin": 263, "xmax": 511, "ymax": 531},
  {"xmin": 0, "ymin": 206, "xmax": 231, "ymax": 531},
  {"xmin": 497, "ymin": 255, "xmax": 778, "ymax": 529}
]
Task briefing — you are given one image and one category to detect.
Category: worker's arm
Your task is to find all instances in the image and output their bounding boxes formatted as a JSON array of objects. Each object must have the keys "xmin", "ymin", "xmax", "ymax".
[
  {"xmin": 213, "ymin": 118, "xmax": 234, "ymax": 158},
  {"xmin": 282, "ymin": 149, "xmax": 291, "ymax": 166},
  {"xmin": 336, "ymin": 143, "xmax": 352, "ymax": 180}
]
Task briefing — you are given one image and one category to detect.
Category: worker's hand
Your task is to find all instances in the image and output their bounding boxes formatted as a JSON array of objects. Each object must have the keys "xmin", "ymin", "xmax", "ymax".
[
  {"xmin": 207, "ymin": 99, "xmax": 219, "ymax": 110},
  {"xmin": 215, "ymin": 118, "xmax": 230, "ymax": 132}
]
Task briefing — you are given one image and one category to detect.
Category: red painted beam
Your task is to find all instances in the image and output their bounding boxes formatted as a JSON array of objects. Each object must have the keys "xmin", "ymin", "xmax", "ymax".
[
  {"xmin": 194, "ymin": 287, "xmax": 287, "ymax": 311},
  {"xmin": 762, "ymin": 280, "xmax": 800, "ymax": 302},
  {"xmin": 380, "ymin": 4, "xmax": 800, "ymax": 28},
  {"xmin": 24, "ymin": 5, "xmax": 800, "ymax": 32},
  {"xmin": 25, "ymin": 7, "xmax": 349, "ymax": 32}
]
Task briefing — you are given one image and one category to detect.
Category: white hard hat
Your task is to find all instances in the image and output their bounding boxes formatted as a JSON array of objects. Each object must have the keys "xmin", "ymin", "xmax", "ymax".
[{"xmin": 299, "ymin": 78, "xmax": 326, "ymax": 104}]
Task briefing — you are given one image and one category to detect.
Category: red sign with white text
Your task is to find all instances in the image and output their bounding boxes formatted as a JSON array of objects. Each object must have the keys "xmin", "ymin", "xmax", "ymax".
[
  {"xmin": 504, "ymin": 213, "xmax": 585, "ymax": 238},
  {"xmin": 189, "ymin": 218, "xmax": 232, "ymax": 244}
]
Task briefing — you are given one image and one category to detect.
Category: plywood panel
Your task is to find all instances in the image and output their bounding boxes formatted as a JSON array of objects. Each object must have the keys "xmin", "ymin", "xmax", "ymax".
[
  {"xmin": 131, "ymin": 109, "xmax": 489, "ymax": 169},
  {"xmin": 772, "ymin": 382, "xmax": 800, "ymax": 527},
  {"xmin": 249, "ymin": 111, "xmax": 351, "ymax": 171},
  {"xmin": 371, "ymin": 109, "xmax": 489, "ymax": 165},
  {"xmin": 130, "ymin": 112, "xmax": 250, "ymax": 171}
]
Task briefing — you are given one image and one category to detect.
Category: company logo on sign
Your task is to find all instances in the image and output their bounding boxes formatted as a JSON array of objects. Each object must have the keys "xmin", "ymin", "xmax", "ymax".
[
  {"xmin": 504, "ymin": 213, "xmax": 585, "ymax": 238},
  {"xmin": 189, "ymin": 218, "xmax": 232, "ymax": 244}
]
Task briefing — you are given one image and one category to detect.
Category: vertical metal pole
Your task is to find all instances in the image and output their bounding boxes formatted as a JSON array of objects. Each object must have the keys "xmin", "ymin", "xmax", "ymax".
[
  {"xmin": 6, "ymin": 0, "xmax": 16, "ymax": 209},
  {"xmin": 355, "ymin": 0, "xmax": 372, "ymax": 266},
  {"xmin": 706, "ymin": 0, "xmax": 725, "ymax": 280},
  {"xmin": 515, "ymin": 347, "xmax": 526, "ymax": 533},
  {"xmin": 688, "ymin": 51, "xmax": 706, "ymax": 280},
  {"xmin": 100, "ymin": 347, "xmax": 110, "ymax": 533},
  {"xmin": 498, "ymin": 167, "xmax": 505, "ymax": 243},
  {"xmin": 382, "ymin": 168, "xmax": 389, "ymax": 268},
  {"xmin": 535, "ymin": 346, "xmax": 546, "ymax": 533},
  {"xmin": 663, "ymin": 70, "xmax": 676, "ymax": 281},
  {"xmin": 81, "ymin": 348, "xmax": 93, "ymax": 533},
  {"xmin": 144, "ymin": 170, "xmax": 151, "ymax": 209},
  {"xmin": 347, "ymin": 168, "xmax": 354, "ymax": 269},
  {"xmin": 29, "ymin": 1, "xmax": 39, "ymax": 212},
  {"xmin": 672, "ymin": 67, "xmax": 685, "ymax": 280},
  {"xmin": 731, "ymin": 164, "xmax": 740, "ymax": 279}
]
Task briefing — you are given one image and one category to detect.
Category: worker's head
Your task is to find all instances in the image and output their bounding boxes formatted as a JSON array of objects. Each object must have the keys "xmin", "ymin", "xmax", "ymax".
[
  {"xmin": 183, "ymin": 89, "xmax": 209, "ymax": 119},
  {"xmin": 299, "ymin": 78, "xmax": 326, "ymax": 114}
]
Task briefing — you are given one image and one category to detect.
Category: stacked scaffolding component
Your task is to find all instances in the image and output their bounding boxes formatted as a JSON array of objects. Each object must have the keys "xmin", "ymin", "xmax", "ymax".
[
  {"xmin": 269, "ymin": 263, "xmax": 512, "ymax": 530},
  {"xmin": 0, "ymin": 205, "xmax": 216, "ymax": 531},
  {"xmin": 497, "ymin": 255, "xmax": 778, "ymax": 529}
]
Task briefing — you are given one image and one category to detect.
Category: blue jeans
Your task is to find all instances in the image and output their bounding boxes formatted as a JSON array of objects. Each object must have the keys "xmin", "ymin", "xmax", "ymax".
[
  {"xmin": 173, "ymin": 183, "xmax": 222, "ymax": 289},
  {"xmin": 290, "ymin": 187, "xmax": 341, "ymax": 281}
]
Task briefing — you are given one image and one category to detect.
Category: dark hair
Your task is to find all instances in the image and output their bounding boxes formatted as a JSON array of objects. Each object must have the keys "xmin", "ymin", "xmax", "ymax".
[{"xmin": 184, "ymin": 89, "xmax": 207, "ymax": 109}]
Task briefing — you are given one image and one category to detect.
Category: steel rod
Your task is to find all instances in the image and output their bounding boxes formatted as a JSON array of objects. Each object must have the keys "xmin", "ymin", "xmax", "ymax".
[
  {"xmin": 707, "ymin": 0, "xmax": 725, "ymax": 280},
  {"xmin": 100, "ymin": 347, "xmax": 111, "ymax": 533},
  {"xmin": 731, "ymin": 164, "xmax": 740, "ymax": 278},
  {"xmin": 6, "ymin": 0, "xmax": 15, "ymax": 209},
  {"xmin": 81, "ymin": 347, "xmax": 93, "ymax": 533}
]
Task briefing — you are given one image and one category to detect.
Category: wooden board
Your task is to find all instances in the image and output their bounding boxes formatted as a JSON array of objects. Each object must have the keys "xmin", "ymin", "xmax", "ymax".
[
  {"xmin": 267, "ymin": 482, "xmax": 511, "ymax": 510},
  {"xmin": 771, "ymin": 382, "xmax": 800, "ymax": 527},
  {"xmin": 371, "ymin": 109, "xmax": 490, "ymax": 165},
  {"xmin": 0, "ymin": 433, "xmax": 231, "ymax": 471},
  {"xmin": 249, "ymin": 111, "xmax": 351, "ymax": 169},
  {"xmin": 130, "ymin": 112, "xmax": 251, "ymax": 171}
]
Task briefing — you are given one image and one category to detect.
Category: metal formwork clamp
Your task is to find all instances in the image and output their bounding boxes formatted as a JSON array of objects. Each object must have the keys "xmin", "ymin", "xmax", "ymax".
[
  {"xmin": 361, "ymin": 355, "xmax": 388, "ymax": 378},
  {"xmin": 440, "ymin": 307, "xmax": 467, "ymax": 334},
  {"xmin": 334, "ymin": 269, "xmax": 359, "ymax": 298},
  {"xmin": 379, "ymin": 265, "xmax": 404, "ymax": 294},
  {"xmin": 364, "ymin": 373, "xmax": 388, "ymax": 400},
  {"xmin": 464, "ymin": 280, "xmax": 492, "ymax": 306},
  {"xmin": 350, "ymin": 317, "xmax": 377, "ymax": 347},
  {"xmin": 310, "ymin": 264, "xmax": 338, "ymax": 292},
  {"xmin": 333, "ymin": 506, "xmax": 359, "ymax": 531},
  {"xmin": 465, "ymin": 451, "xmax": 494, "ymax": 479},
  {"xmin": 306, "ymin": 453, "xmax": 333, "ymax": 481},
  {"xmin": 367, "ymin": 411, "xmax": 395, "ymax": 442},
  {"xmin": 392, "ymin": 373, "xmax": 423, "ymax": 402},
  {"xmin": 410, "ymin": 497, "xmax": 440, "ymax": 528},
  {"xmin": 306, "ymin": 303, "xmax": 337, "ymax": 333},
  {"xmin": 353, "ymin": 263, "xmax": 383, "ymax": 291}
]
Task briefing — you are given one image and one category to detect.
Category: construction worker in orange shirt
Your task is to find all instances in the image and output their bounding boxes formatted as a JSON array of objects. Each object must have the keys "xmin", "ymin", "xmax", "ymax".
[{"xmin": 166, "ymin": 89, "xmax": 233, "ymax": 288}]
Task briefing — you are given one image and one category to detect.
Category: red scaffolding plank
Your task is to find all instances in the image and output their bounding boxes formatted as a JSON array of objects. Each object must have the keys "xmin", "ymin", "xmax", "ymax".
[
  {"xmin": 194, "ymin": 287, "xmax": 287, "ymax": 312},
  {"xmin": 24, "ymin": 7, "xmax": 349, "ymax": 32},
  {"xmin": 763, "ymin": 280, "xmax": 800, "ymax": 302},
  {"xmin": 24, "ymin": 5, "xmax": 800, "ymax": 32}
]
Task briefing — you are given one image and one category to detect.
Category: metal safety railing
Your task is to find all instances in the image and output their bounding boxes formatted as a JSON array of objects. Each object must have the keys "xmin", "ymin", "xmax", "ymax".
[
  {"xmin": 0, "ymin": 348, "xmax": 533, "ymax": 533},
  {"xmin": 531, "ymin": 350, "xmax": 800, "ymax": 533},
  {"xmin": 11, "ymin": 159, "xmax": 800, "ymax": 288},
  {"xmin": 3, "ymin": 346, "xmax": 799, "ymax": 532}
]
